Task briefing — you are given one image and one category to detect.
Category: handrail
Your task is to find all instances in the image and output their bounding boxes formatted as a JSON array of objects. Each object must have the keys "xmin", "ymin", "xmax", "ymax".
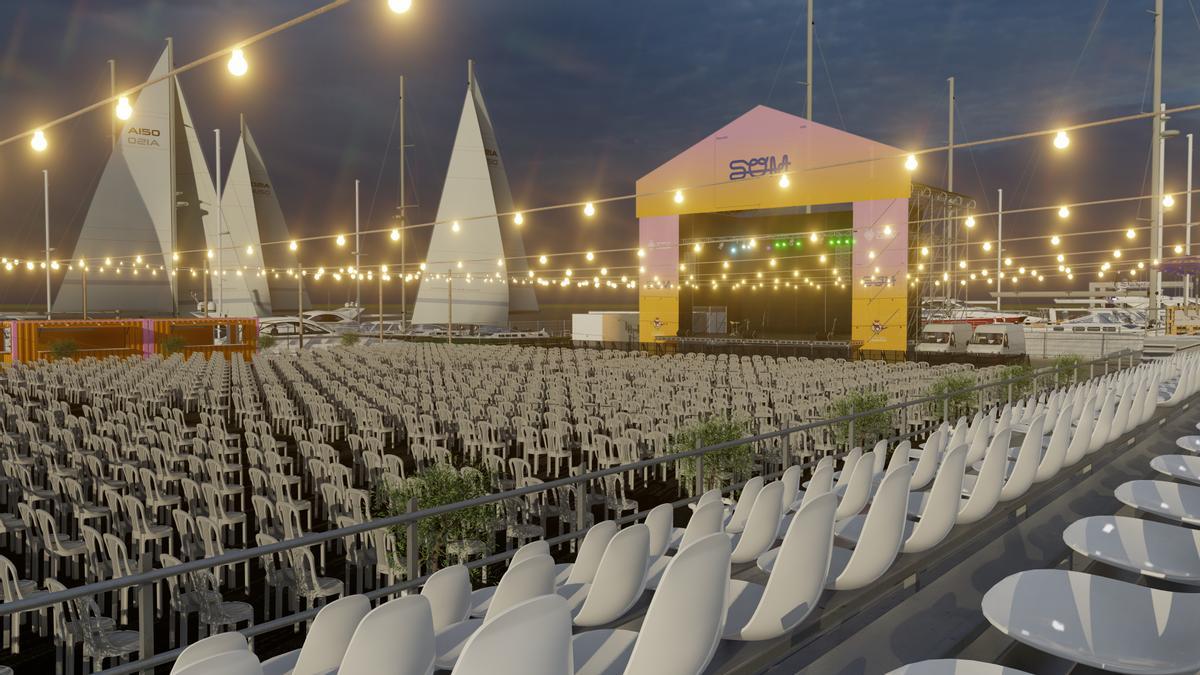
[{"xmin": 0, "ymin": 348, "xmax": 1143, "ymax": 670}]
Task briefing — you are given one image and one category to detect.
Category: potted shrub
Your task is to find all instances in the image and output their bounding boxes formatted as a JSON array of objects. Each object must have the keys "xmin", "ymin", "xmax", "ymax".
[
  {"xmin": 48, "ymin": 339, "xmax": 79, "ymax": 360},
  {"xmin": 830, "ymin": 390, "xmax": 892, "ymax": 446},
  {"xmin": 674, "ymin": 416, "xmax": 754, "ymax": 494}
]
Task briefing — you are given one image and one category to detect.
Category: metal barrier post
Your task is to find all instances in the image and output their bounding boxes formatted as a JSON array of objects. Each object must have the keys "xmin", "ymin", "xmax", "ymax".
[
  {"xmin": 406, "ymin": 497, "xmax": 419, "ymax": 580},
  {"xmin": 694, "ymin": 437, "xmax": 704, "ymax": 496},
  {"xmin": 847, "ymin": 418, "xmax": 856, "ymax": 452},
  {"xmin": 575, "ymin": 480, "xmax": 587, "ymax": 540},
  {"xmin": 1007, "ymin": 382, "xmax": 1012, "ymax": 404},
  {"xmin": 782, "ymin": 432, "xmax": 791, "ymax": 472},
  {"xmin": 137, "ymin": 556, "xmax": 154, "ymax": 671},
  {"xmin": 942, "ymin": 396, "xmax": 949, "ymax": 424}
]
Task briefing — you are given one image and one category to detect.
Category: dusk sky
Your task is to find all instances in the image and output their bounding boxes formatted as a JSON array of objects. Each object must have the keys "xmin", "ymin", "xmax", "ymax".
[{"xmin": 3, "ymin": 0, "xmax": 1200, "ymax": 308}]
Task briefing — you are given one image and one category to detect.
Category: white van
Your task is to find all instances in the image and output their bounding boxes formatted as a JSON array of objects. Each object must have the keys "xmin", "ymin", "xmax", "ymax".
[
  {"xmin": 915, "ymin": 323, "xmax": 974, "ymax": 354},
  {"xmin": 967, "ymin": 323, "xmax": 1026, "ymax": 356}
]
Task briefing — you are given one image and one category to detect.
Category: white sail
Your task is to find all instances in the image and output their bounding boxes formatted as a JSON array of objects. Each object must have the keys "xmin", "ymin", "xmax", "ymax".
[
  {"xmin": 412, "ymin": 64, "xmax": 536, "ymax": 325},
  {"xmin": 219, "ymin": 120, "xmax": 309, "ymax": 314},
  {"xmin": 55, "ymin": 49, "xmax": 176, "ymax": 314}
]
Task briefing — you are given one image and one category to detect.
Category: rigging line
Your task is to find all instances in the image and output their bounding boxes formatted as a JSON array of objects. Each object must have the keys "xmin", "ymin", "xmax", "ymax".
[
  {"xmin": 954, "ymin": 108, "xmax": 992, "ymax": 211},
  {"xmin": 365, "ymin": 95, "xmax": 402, "ymax": 232},
  {"xmin": 765, "ymin": 1, "xmax": 806, "ymax": 106},
  {"xmin": 814, "ymin": 29, "xmax": 845, "ymax": 130},
  {"xmin": 1188, "ymin": 0, "xmax": 1200, "ymax": 35}
]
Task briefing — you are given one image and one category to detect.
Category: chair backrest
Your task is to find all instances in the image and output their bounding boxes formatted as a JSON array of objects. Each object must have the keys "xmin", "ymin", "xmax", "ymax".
[
  {"xmin": 832, "ymin": 447, "xmax": 862, "ymax": 491},
  {"xmin": 680, "ymin": 501, "xmax": 725, "ymax": 550},
  {"xmin": 902, "ymin": 444, "xmax": 968, "ymax": 554},
  {"xmin": 1035, "ymin": 402, "xmax": 1075, "ymax": 482},
  {"xmin": 886, "ymin": 440, "xmax": 911, "ymax": 472},
  {"xmin": 421, "ymin": 564, "xmax": 471, "ymax": 632},
  {"xmin": 725, "ymin": 476, "xmax": 764, "ymax": 533},
  {"xmin": 870, "ymin": 439, "xmax": 889, "ymax": 475},
  {"xmin": 731, "ymin": 481, "xmax": 784, "ymax": 564},
  {"xmin": 694, "ymin": 488, "xmax": 723, "ymax": 510},
  {"xmin": 779, "ymin": 465, "xmax": 803, "ymax": 513},
  {"xmin": 171, "ymin": 650, "xmax": 264, "ymax": 675},
  {"xmin": 737, "ymin": 492, "xmax": 836, "ymax": 639},
  {"xmin": 999, "ymin": 414, "xmax": 1044, "ymax": 501},
  {"xmin": 483, "ymin": 554, "xmax": 554, "ymax": 624},
  {"xmin": 1089, "ymin": 391, "xmax": 1115, "ymax": 451},
  {"xmin": 170, "ymin": 632, "xmax": 249, "ymax": 675},
  {"xmin": 834, "ymin": 450, "xmax": 876, "ymax": 520},
  {"xmin": 290, "ymin": 594, "xmax": 372, "ymax": 675},
  {"xmin": 799, "ymin": 456, "xmax": 835, "ymax": 509},
  {"xmin": 828, "ymin": 462, "xmax": 914, "ymax": 591},
  {"xmin": 957, "ymin": 427, "xmax": 1012, "ymax": 524},
  {"xmin": 338, "ymin": 595, "xmax": 434, "ymax": 675},
  {"xmin": 510, "ymin": 539, "xmax": 550, "ymax": 566},
  {"xmin": 574, "ymin": 524, "xmax": 650, "ymax": 627},
  {"xmin": 622, "ymin": 533, "xmax": 732, "ymax": 675},
  {"xmin": 565, "ymin": 520, "xmax": 618, "ymax": 584},
  {"xmin": 643, "ymin": 504, "xmax": 673, "ymax": 559},
  {"xmin": 450, "ymin": 595, "xmax": 573, "ymax": 675},
  {"xmin": 1063, "ymin": 394, "xmax": 1096, "ymax": 465}
]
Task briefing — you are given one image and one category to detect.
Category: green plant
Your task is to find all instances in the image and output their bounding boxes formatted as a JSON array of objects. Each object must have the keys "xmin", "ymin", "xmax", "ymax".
[
  {"xmin": 674, "ymin": 416, "xmax": 754, "ymax": 494},
  {"xmin": 830, "ymin": 391, "xmax": 892, "ymax": 446},
  {"xmin": 48, "ymin": 339, "xmax": 79, "ymax": 360},
  {"xmin": 257, "ymin": 334, "xmax": 277, "ymax": 351},
  {"xmin": 1000, "ymin": 363, "xmax": 1035, "ymax": 398},
  {"xmin": 373, "ymin": 463, "xmax": 493, "ymax": 575},
  {"xmin": 163, "ymin": 335, "xmax": 188, "ymax": 355},
  {"xmin": 340, "ymin": 333, "xmax": 361, "ymax": 347},
  {"xmin": 1052, "ymin": 354, "xmax": 1084, "ymax": 386},
  {"xmin": 928, "ymin": 373, "xmax": 978, "ymax": 418}
]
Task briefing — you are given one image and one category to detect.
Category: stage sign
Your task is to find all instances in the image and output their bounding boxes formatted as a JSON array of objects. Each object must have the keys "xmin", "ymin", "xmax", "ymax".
[
  {"xmin": 639, "ymin": 215, "xmax": 680, "ymax": 341},
  {"xmin": 851, "ymin": 199, "xmax": 909, "ymax": 352}
]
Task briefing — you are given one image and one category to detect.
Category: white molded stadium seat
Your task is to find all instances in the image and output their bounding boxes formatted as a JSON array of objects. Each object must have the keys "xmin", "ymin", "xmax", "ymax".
[
  {"xmin": 260, "ymin": 594, "xmax": 370, "ymax": 675},
  {"xmin": 650, "ymin": 501, "xmax": 724, "ymax": 590},
  {"xmin": 558, "ymin": 524, "xmax": 650, "ymax": 627},
  {"xmin": 172, "ymin": 632, "xmax": 248, "ymax": 675},
  {"xmin": 452, "ymin": 595, "xmax": 574, "ymax": 675},
  {"xmin": 339, "ymin": 595, "xmax": 435, "ymax": 675}
]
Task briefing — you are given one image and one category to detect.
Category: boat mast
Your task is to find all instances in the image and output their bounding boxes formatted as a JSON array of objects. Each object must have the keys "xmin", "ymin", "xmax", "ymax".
[
  {"xmin": 167, "ymin": 37, "xmax": 178, "ymax": 316},
  {"xmin": 398, "ymin": 74, "xmax": 406, "ymax": 330}
]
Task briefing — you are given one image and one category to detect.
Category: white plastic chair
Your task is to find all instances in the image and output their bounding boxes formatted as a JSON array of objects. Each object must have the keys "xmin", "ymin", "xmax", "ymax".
[
  {"xmin": 725, "ymin": 493, "xmax": 836, "ymax": 640},
  {"xmin": 556, "ymin": 521, "xmax": 617, "ymax": 586},
  {"xmin": 1063, "ymin": 515, "xmax": 1200, "ymax": 585},
  {"xmin": 955, "ymin": 428, "xmax": 1012, "ymax": 525},
  {"xmin": 171, "ymin": 632, "xmax": 248, "ymax": 675},
  {"xmin": 571, "ymin": 533, "xmax": 731, "ymax": 675},
  {"xmin": 259, "ymin": 594, "xmax": 370, "ymax": 675},
  {"xmin": 469, "ymin": 540, "xmax": 549, "ymax": 617},
  {"xmin": 339, "ymin": 595, "xmax": 435, "ymax": 675},
  {"xmin": 452, "ymin": 595, "xmax": 573, "ymax": 675},
  {"xmin": 557, "ymin": 524, "xmax": 650, "ymax": 627},
  {"xmin": 887, "ymin": 660, "xmax": 1033, "ymax": 675},
  {"xmin": 643, "ymin": 503, "xmax": 673, "ymax": 563},
  {"xmin": 982, "ymin": 569, "xmax": 1200, "ymax": 674},
  {"xmin": 724, "ymin": 477, "xmax": 764, "ymax": 534},
  {"xmin": 729, "ymin": 481, "xmax": 783, "ymax": 564},
  {"xmin": 824, "ymin": 463, "xmax": 914, "ymax": 590},
  {"xmin": 834, "ymin": 450, "xmax": 876, "ymax": 520},
  {"xmin": 172, "ymin": 650, "xmax": 264, "ymax": 675},
  {"xmin": 1061, "ymin": 394, "xmax": 1095, "ymax": 467},
  {"xmin": 901, "ymin": 444, "xmax": 968, "ymax": 553},
  {"xmin": 422, "ymin": 565, "xmax": 472, "ymax": 632},
  {"xmin": 649, "ymin": 500, "xmax": 723, "ymax": 590},
  {"xmin": 435, "ymin": 554, "xmax": 554, "ymax": 670}
]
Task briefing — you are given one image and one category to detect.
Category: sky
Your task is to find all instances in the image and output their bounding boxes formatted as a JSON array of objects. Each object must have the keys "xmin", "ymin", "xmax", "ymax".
[{"xmin": 3, "ymin": 0, "xmax": 1200, "ymax": 310}]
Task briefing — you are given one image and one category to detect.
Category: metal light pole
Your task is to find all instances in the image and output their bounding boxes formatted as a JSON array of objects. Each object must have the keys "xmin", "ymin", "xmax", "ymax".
[
  {"xmin": 1187, "ymin": 133, "xmax": 1194, "ymax": 305},
  {"xmin": 43, "ymin": 170, "xmax": 51, "ymax": 319},
  {"xmin": 81, "ymin": 264, "xmax": 88, "ymax": 319},
  {"xmin": 355, "ymin": 178, "xmax": 361, "ymax": 320},
  {"xmin": 447, "ymin": 270, "xmax": 453, "ymax": 345},
  {"xmin": 1149, "ymin": 0, "xmax": 1164, "ymax": 323},
  {"xmin": 215, "ymin": 128, "xmax": 223, "ymax": 316},
  {"xmin": 996, "ymin": 188, "xmax": 1003, "ymax": 311},
  {"xmin": 297, "ymin": 271, "xmax": 305, "ymax": 350},
  {"xmin": 399, "ymin": 75, "xmax": 407, "ymax": 332},
  {"xmin": 379, "ymin": 268, "xmax": 385, "ymax": 343}
]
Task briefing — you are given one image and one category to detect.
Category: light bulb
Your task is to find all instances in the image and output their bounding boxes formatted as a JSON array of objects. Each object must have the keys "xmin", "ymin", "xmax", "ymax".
[
  {"xmin": 538, "ymin": 255, "xmax": 547, "ymax": 265},
  {"xmin": 883, "ymin": 224, "xmax": 893, "ymax": 236},
  {"xmin": 1051, "ymin": 235, "xmax": 1061, "ymax": 246},
  {"xmin": 778, "ymin": 174, "xmax": 790, "ymax": 188},
  {"xmin": 904, "ymin": 154, "xmax": 918, "ymax": 171},
  {"xmin": 245, "ymin": 245, "xmax": 254, "ymax": 255},
  {"xmin": 388, "ymin": 0, "xmax": 413, "ymax": 13},
  {"xmin": 692, "ymin": 243, "xmax": 702, "ymax": 253},
  {"xmin": 673, "ymin": 189, "xmax": 684, "ymax": 204},
  {"xmin": 637, "ymin": 248, "xmax": 645, "ymax": 258},
  {"xmin": 451, "ymin": 221, "xmax": 460, "ymax": 233},
  {"xmin": 920, "ymin": 246, "xmax": 929, "ymax": 257},
  {"xmin": 513, "ymin": 212, "xmax": 524, "ymax": 225},
  {"xmin": 1058, "ymin": 206, "xmax": 1069, "ymax": 218},
  {"xmin": 289, "ymin": 240, "xmax": 298, "ymax": 251},
  {"xmin": 31, "ymin": 129, "xmax": 47, "ymax": 152},
  {"xmin": 115, "ymin": 97, "xmax": 133, "ymax": 121},
  {"xmin": 1163, "ymin": 194, "xmax": 1176, "ymax": 209},
  {"xmin": 1175, "ymin": 244, "xmax": 1184, "ymax": 254},
  {"xmin": 390, "ymin": 228, "xmax": 400, "ymax": 241},
  {"xmin": 965, "ymin": 216, "xmax": 976, "ymax": 228},
  {"xmin": 1053, "ymin": 130, "xmax": 1069, "ymax": 149},
  {"xmin": 227, "ymin": 48, "xmax": 248, "ymax": 77},
  {"xmin": 1126, "ymin": 228, "xmax": 1136, "ymax": 239},
  {"xmin": 583, "ymin": 202, "xmax": 596, "ymax": 217},
  {"xmin": 336, "ymin": 234, "xmax": 346, "ymax": 247},
  {"xmin": 1005, "ymin": 257, "xmax": 1013, "ymax": 266},
  {"xmin": 1113, "ymin": 249, "xmax": 1121, "ymax": 258},
  {"xmin": 585, "ymin": 251, "xmax": 594, "ymax": 261},
  {"xmin": 983, "ymin": 242, "xmax": 992, "ymax": 252}
]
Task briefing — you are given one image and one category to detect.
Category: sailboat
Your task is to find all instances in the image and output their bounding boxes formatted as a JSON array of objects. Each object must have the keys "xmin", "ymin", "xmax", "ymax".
[
  {"xmin": 411, "ymin": 61, "xmax": 536, "ymax": 327},
  {"xmin": 54, "ymin": 43, "xmax": 215, "ymax": 317},
  {"xmin": 217, "ymin": 115, "xmax": 310, "ymax": 315}
]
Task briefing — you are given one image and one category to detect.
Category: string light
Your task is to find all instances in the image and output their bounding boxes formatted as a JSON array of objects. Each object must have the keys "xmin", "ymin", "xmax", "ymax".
[
  {"xmin": 673, "ymin": 189, "xmax": 684, "ymax": 204},
  {"xmin": 1126, "ymin": 228, "xmax": 1136, "ymax": 239},
  {"xmin": 387, "ymin": 0, "xmax": 413, "ymax": 13},
  {"xmin": 1053, "ymin": 130, "xmax": 1070, "ymax": 150},
  {"xmin": 585, "ymin": 251, "xmax": 595, "ymax": 261},
  {"xmin": 336, "ymin": 234, "xmax": 346, "ymax": 247},
  {"xmin": 964, "ymin": 216, "xmax": 975, "ymax": 228},
  {"xmin": 513, "ymin": 212, "xmax": 524, "ymax": 226},
  {"xmin": 289, "ymin": 240, "xmax": 298, "ymax": 251},
  {"xmin": 1163, "ymin": 194, "xmax": 1176, "ymax": 209},
  {"xmin": 583, "ymin": 202, "xmax": 596, "ymax": 217},
  {"xmin": 1058, "ymin": 206, "xmax": 1070, "ymax": 218},
  {"xmin": 1050, "ymin": 235, "xmax": 1060, "ymax": 246},
  {"xmin": 115, "ymin": 97, "xmax": 133, "ymax": 121},
  {"xmin": 778, "ymin": 174, "xmax": 790, "ymax": 188},
  {"xmin": 30, "ymin": 129, "xmax": 47, "ymax": 152},
  {"xmin": 904, "ymin": 154, "xmax": 918, "ymax": 171},
  {"xmin": 227, "ymin": 48, "xmax": 249, "ymax": 77},
  {"xmin": 538, "ymin": 255, "xmax": 547, "ymax": 265},
  {"xmin": 451, "ymin": 221, "xmax": 460, "ymax": 233}
]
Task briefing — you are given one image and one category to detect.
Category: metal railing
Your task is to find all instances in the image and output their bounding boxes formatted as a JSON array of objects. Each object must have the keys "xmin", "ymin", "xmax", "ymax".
[{"xmin": 0, "ymin": 348, "xmax": 1143, "ymax": 674}]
